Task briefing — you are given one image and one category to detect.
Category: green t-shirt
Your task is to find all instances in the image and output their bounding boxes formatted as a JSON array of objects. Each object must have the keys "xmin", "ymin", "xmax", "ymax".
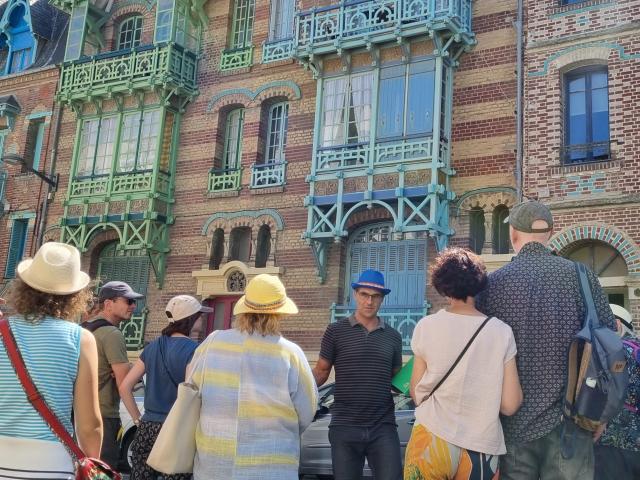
[{"xmin": 90, "ymin": 318, "xmax": 129, "ymax": 418}]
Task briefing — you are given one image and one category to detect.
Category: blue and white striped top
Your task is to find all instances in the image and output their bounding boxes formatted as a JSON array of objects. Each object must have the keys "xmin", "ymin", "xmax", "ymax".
[{"xmin": 0, "ymin": 316, "xmax": 81, "ymax": 441}]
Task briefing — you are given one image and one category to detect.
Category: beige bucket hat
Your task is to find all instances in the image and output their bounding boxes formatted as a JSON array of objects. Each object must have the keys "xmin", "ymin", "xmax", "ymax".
[
  {"xmin": 16, "ymin": 242, "xmax": 90, "ymax": 295},
  {"xmin": 233, "ymin": 274, "xmax": 298, "ymax": 316}
]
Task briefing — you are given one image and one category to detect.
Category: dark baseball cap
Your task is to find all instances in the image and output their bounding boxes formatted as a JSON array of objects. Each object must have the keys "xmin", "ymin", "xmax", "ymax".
[
  {"xmin": 98, "ymin": 281, "xmax": 144, "ymax": 300},
  {"xmin": 504, "ymin": 200, "xmax": 553, "ymax": 233}
]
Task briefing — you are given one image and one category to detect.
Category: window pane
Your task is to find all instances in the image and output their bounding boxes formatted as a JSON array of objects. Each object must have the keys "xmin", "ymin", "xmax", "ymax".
[
  {"xmin": 270, "ymin": 0, "xmax": 294, "ymax": 39},
  {"xmin": 118, "ymin": 16, "xmax": 142, "ymax": 50},
  {"xmin": 347, "ymin": 72, "xmax": 373, "ymax": 143},
  {"xmin": 77, "ymin": 119, "xmax": 99, "ymax": 176},
  {"xmin": 118, "ymin": 112, "xmax": 141, "ymax": 172},
  {"xmin": 223, "ymin": 109, "xmax": 244, "ymax": 169},
  {"xmin": 407, "ymin": 68, "xmax": 435, "ymax": 135},
  {"xmin": 94, "ymin": 117, "xmax": 116, "ymax": 175},
  {"xmin": 138, "ymin": 110, "xmax": 161, "ymax": 170},
  {"xmin": 155, "ymin": 0, "xmax": 174, "ymax": 43},
  {"xmin": 322, "ymin": 78, "xmax": 347, "ymax": 147},
  {"xmin": 266, "ymin": 103, "xmax": 289, "ymax": 163},
  {"xmin": 377, "ymin": 66, "xmax": 405, "ymax": 139},
  {"xmin": 568, "ymin": 90, "xmax": 587, "ymax": 145},
  {"xmin": 232, "ymin": 0, "xmax": 256, "ymax": 48}
]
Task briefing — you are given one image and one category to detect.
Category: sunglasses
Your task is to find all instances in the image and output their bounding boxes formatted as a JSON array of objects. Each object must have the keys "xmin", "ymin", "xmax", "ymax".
[{"xmin": 116, "ymin": 297, "xmax": 136, "ymax": 305}]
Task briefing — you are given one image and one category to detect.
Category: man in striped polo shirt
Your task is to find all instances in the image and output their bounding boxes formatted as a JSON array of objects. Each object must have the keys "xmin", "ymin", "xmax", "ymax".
[{"xmin": 313, "ymin": 269, "xmax": 403, "ymax": 480}]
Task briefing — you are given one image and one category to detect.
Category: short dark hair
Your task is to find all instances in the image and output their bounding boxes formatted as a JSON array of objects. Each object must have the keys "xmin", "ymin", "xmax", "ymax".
[
  {"xmin": 430, "ymin": 248, "xmax": 488, "ymax": 300},
  {"xmin": 161, "ymin": 312, "xmax": 200, "ymax": 337}
]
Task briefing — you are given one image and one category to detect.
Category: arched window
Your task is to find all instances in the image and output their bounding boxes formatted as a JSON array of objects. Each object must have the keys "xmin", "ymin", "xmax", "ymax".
[
  {"xmin": 223, "ymin": 108, "xmax": 244, "ymax": 170},
  {"xmin": 469, "ymin": 207, "xmax": 485, "ymax": 254},
  {"xmin": 117, "ymin": 16, "xmax": 143, "ymax": 50},
  {"xmin": 209, "ymin": 228, "xmax": 225, "ymax": 269},
  {"xmin": 229, "ymin": 226, "xmax": 251, "ymax": 262},
  {"xmin": 492, "ymin": 205, "xmax": 510, "ymax": 254},
  {"xmin": 255, "ymin": 224, "xmax": 271, "ymax": 268}
]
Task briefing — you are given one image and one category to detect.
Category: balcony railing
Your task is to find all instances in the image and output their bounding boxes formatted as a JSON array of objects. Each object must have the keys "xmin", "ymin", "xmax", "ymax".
[
  {"xmin": 220, "ymin": 46, "xmax": 254, "ymax": 71},
  {"xmin": 120, "ymin": 310, "xmax": 148, "ymax": 350},
  {"xmin": 331, "ymin": 303, "xmax": 428, "ymax": 354},
  {"xmin": 262, "ymin": 38, "xmax": 294, "ymax": 63},
  {"xmin": 208, "ymin": 167, "xmax": 242, "ymax": 192},
  {"xmin": 250, "ymin": 161, "xmax": 286, "ymax": 188},
  {"xmin": 295, "ymin": 0, "xmax": 473, "ymax": 57},
  {"xmin": 316, "ymin": 138, "xmax": 436, "ymax": 172},
  {"xmin": 68, "ymin": 171, "xmax": 171, "ymax": 199},
  {"xmin": 58, "ymin": 44, "xmax": 198, "ymax": 101},
  {"xmin": 562, "ymin": 141, "xmax": 611, "ymax": 165}
]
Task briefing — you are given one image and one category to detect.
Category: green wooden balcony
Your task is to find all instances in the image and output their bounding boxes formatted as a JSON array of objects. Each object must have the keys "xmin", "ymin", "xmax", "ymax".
[
  {"xmin": 262, "ymin": 38, "xmax": 294, "ymax": 63},
  {"xmin": 58, "ymin": 44, "xmax": 198, "ymax": 102},
  {"xmin": 295, "ymin": 0, "xmax": 474, "ymax": 59},
  {"xmin": 208, "ymin": 167, "xmax": 242, "ymax": 192},
  {"xmin": 331, "ymin": 303, "xmax": 428, "ymax": 354},
  {"xmin": 121, "ymin": 310, "xmax": 148, "ymax": 350},
  {"xmin": 220, "ymin": 46, "xmax": 254, "ymax": 71},
  {"xmin": 67, "ymin": 171, "xmax": 171, "ymax": 201}
]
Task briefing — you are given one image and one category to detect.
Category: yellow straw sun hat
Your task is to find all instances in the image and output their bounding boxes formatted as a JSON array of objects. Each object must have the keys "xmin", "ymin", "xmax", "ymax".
[{"xmin": 233, "ymin": 274, "xmax": 298, "ymax": 316}]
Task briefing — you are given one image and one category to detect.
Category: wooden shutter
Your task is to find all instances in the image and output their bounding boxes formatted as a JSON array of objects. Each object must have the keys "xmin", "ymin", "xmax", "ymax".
[{"xmin": 5, "ymin": 219, "xmax": 28, "ymax": 278}]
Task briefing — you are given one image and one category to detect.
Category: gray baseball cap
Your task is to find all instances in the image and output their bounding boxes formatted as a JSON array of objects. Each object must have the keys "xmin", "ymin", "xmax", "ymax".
[
  {"xmin": 98, "ymin": 281, "xmax": 144, "ymax": 300},
  {"xmin": 504, "ymin": 200, "xmax": 553, "ymax": 233}
]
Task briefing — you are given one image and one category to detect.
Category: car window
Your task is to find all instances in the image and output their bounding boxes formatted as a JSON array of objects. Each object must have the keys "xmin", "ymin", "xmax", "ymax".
[
  {"xmin": 317, "ymin": 385, "xmax": 415, "ymax": 411},
  {"xmin": 393, "ymin": 393, "xmax": 415, "ymax": 411}
]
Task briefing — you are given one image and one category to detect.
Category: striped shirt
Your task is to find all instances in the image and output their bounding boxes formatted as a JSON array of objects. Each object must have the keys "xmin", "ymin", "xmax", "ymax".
[
  {"xmin": 191, "ymin": 328, "xmax": 318, "ymax": 480},
  {"xmin": 0, "ymin": 316, "xmax": 81, "ymax": 441},
  {"xmin": 319, "ymin": 316, "xmax": 403, "ymax": 427}
]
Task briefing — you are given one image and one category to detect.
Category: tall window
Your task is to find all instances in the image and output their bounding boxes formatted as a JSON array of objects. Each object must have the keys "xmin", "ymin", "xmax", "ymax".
[
  {"xmin": 265, "ymin": 103, "xmax": 288, "ymax": 163},
  {"xmin": 469, "ymin": 207, "xmax": 485, "ymax": 254},
  {"xmin": 492, "ymin": 205, "xmax": 510, "ymax": 254},
  {"xmin": 209, "ymin": 228, "xmax": 225, "ymax": 269},
  {"xmin": 377, "ymin": 60, "xmax": 436, "ymax": 140},
  {"xmin": 5, "ymin": 218, "xmax": 28, "ymax": 278},
  {"xmin": 25, "ymin": 120, "xmax": 46, "ymax": 171},
  {"xmin": 118, "ymin": 110, "xmax": 161, "ymax": 172},
  {"xmin": 77, "ymin": 117, "xmax": 116, "ymax": 176},
  {"xmin": 117, "ymin": 16, "xmax": 143, "ymax": 50},
  {"xmin": 564, "ymin": 67, "xmax": 610, "ymax": 164},
  {"xmin": 322, "ymin": 72, "xmax": 373, "ymax": 147},
  {"xmin": 155, "ymin": 0, "xmax": 173, "ymax": 43},
  {"xmin": 255, "ymin": 224, "xmax": 271, "ymax": 268},
  {"xmin": 230, "ymin": 0, "xmax": 255, "ymax": 49},
  {"xmin": 269, "ymin": 0, "xmax": 294, "ymax": 40},
  {"xmin": 223, "ymin": 108, "xmax": 244, "ymax": 169},
  {"xmin": 229, "ymin": 227, "xmax": 251, "ymax": 262}
]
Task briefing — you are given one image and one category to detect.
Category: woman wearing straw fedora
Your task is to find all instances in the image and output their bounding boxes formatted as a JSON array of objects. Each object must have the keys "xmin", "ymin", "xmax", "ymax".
[
  {"xmin": 0, "ymin": 242, "xmax": 102, "ymax": 477},
  {"xmin": 120, "ymin": 295, "xmax": 212, "ymax": 480},
  {"xmin": 188, "ymin": 274, "xmax": 318, "ymax": 480}
]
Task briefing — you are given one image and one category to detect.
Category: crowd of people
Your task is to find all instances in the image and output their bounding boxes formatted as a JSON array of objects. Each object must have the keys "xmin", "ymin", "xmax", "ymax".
[{"xmin": 0, "ymin": 199, "xmax": 638, "ymax": 480}]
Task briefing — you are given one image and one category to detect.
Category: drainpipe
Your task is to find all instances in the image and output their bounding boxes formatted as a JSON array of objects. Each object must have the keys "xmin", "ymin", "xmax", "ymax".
[
  {"xmin": 515, "ymin": 0, "xmax": 524, "ymax": 201},
  {"xmin": 36, "ymin": 96, "xmax": 64, "ymax": 248}
]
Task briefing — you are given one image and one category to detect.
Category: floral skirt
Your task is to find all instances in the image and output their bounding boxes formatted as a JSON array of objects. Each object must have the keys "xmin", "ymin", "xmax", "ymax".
[{"xmin": 403, "ymin": 424, "xmax": 499, "ymax": 480}]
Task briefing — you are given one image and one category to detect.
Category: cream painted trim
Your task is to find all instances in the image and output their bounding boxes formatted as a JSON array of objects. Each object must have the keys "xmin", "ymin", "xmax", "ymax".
[
  {"xmin": 192, "ymin": 260, "xmax": 284, "ymax": 298},
  {"xmin": 480, "ymin": 253, "xmax": 515, "ymax": 272}
]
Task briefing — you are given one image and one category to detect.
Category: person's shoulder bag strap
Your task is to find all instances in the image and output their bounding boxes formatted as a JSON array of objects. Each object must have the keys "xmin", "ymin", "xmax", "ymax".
[
  {"xmin": 0, "ymin": 318, "xmax": 85, "ymax": 461},
  {"xmin": 158, "ymin": 335, "xmax": 179, "ymax": 388},
  {"xmin": 423, "ymin": 316, "xmax": 492, "ymax": 403}
]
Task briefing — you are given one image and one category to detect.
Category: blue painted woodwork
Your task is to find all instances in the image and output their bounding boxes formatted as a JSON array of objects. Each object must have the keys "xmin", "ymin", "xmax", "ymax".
[
  {"xmin": 5, "ymin": 218, "xmax": 28, "ymax": 278},
  {"xmin": 0, "ymin": 0, "xmax": 36, "ymax": 74}
]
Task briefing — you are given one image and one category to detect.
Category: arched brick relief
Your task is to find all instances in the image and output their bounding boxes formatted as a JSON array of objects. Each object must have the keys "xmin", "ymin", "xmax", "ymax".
[
  {"xmin": 83, "ymin": 224, "xmax": 122, "ymax": 252},
  {"xmin": 550, "ymin": 224, "xmax": 640, "ymax": 276},
  {"xmin": 42, "ymin": 225, "xmax": 63, "ymax": 243},
  {"xmin": 454, "ymin": 187, "xmax": 517, "ymax": 217},
  {"xmin": 345, "ymin": 206, "xmax": 394, "ymax": 233},
  {"xmin": 207, "ymin": 81, "xmax": 302, "ymax": 114}
]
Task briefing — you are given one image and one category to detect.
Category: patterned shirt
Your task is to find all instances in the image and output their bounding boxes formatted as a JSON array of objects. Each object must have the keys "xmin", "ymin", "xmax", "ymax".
[
  {"xmin": 191, "ymin": 328, "xmax": 318, "ymax": 480},
  {"xmin": 598, "ymin": 334, "xmax": 640, "ymax": 451},
  {"xmin": 476, "ymin": 242, "xmax": 616, "ymax": 444}
]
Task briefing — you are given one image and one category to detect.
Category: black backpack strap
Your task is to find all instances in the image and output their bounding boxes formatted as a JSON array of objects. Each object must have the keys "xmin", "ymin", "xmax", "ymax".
[
  {"xmin": 575, "ymin": 262, "xmax": 600, "ymax": 329},
  {"xmin": 80, "ymin": 318, "xmax": 113, "ymax": 332},
  {"xmin": 424, "ymin": 316, "xmax": 492, "ymax": 403}
]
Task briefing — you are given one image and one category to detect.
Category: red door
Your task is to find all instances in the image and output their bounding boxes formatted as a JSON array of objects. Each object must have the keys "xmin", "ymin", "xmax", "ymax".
[{"xmin": 203, "ymin": 296, "xmax": 239, "ymax": 336}]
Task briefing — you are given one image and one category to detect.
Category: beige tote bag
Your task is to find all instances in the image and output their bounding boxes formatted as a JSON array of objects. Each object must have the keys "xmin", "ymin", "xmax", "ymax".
[{"xmin": 147, "ymin": 332, "xmax": 215, "ymax": 474}]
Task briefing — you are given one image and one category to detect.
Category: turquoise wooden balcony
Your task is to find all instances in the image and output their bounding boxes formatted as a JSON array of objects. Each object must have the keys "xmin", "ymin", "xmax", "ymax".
[
  {"xmin": 331, "ymin": 303, "xmax": 428, "ymax": 354},
  {"xmin": 250, "ymin": 161, "xmax": 286, "ymax": 188},
  {"xmin": 208, "ymin": 167, "xmax": 242, "ymax": 192},
  {"xmin": 262, "ymin": 38, "xmax": 294, "ymax": 63},
  {"xmin": 58, "ymin": 44, "xmax": 198, "ymax": 102},
  {"xmin": 295, "ymin": 0, "xmax": 473, "ymax": 59},
  {"xmin": 220, "ymin": 46, "xmax": 254, "ymax": 71},
  {"xmin": 121, "ymin": 311, "xmax": 148, "ymax": 350}
]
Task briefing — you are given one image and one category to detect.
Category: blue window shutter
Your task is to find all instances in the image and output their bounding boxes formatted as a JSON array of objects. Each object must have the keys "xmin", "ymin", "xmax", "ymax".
[{"xmin": 5, "ymin": 219, "xmax": 28, "ymax": 278}]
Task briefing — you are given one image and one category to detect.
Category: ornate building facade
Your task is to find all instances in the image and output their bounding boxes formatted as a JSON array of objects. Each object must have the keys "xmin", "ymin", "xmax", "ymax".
[{"xmin": 523, "ymin": 0, "xmax": 640, "ymax": 328}]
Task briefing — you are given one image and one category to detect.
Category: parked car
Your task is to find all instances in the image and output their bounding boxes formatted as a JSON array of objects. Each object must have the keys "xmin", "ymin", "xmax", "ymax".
[
  {"xmin": 299, "ymin": 383, "xmax": 416, "ymax": 479},
  {"xmin": 117, "ymin": 380, "xmax": 144, "ymax": 471}
]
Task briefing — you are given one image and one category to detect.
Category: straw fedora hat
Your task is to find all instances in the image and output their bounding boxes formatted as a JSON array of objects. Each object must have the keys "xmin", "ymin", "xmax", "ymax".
[
  {"xmin": 17, "ymin": 242, "xmax": 90, "ymax": 295},
  {"xmin": 233, "ymin": 274, "xmax": 298, "ymax": 316}
]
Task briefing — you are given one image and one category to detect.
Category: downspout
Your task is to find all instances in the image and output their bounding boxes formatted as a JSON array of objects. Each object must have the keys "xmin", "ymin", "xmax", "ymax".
[
  {"xmin": 515, "ymin": 0, "xmax": 524, "ymax": 201},
  {"xmin": 36, "ymin": 94, "xmax": 64, "ymax": 248}
]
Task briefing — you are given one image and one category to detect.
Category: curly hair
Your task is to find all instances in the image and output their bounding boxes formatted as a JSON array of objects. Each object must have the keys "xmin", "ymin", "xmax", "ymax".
[
  {"xmin": 235, "ymin": 313, "xmax": 282, "ymax": 336},
  {"xmin": 430, "ymin": 247, "xmax": 488, "ymax": 300},
  {"xmin": 6, "ymin": 278, "xmax": 94, "ymax": 322}
]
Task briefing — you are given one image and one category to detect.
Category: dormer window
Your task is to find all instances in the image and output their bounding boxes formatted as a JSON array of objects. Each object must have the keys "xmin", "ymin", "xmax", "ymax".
[
  {"xmin": 117, "ymin": 16, "xmax": 143, "ymax": 50},
  {"xmin": 0, "ymin": 2, "xmax": 35, "ymax": 74}
]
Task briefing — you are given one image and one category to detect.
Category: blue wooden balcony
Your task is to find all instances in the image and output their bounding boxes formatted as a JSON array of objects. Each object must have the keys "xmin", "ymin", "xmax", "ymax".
[
  {"xmin": 331, "ymin": 303, "xmax": 428, "ymax": 354},
  {"xmin": 295, "ymin": 0, "xmax": 474, "ymax": 59},
  {"xmin": 262, "ymin": 38, "xmax": 294, "ymax": 63},
  {"xmin": 250, "ymin": 161, "xmax": 287, "ymax": 188}
]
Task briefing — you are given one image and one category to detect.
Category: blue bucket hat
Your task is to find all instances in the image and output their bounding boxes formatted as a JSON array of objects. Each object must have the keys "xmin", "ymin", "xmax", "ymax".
[{"xmin": 351, "ymin": 269, "xmax": 391, "ymax": 296}]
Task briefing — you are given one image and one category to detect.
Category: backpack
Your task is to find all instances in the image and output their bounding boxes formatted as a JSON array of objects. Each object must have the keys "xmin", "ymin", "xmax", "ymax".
[
  {"xmin": 622, "ymin": 337, "xmax": 640, "ymax": 414},
  {"xmin": 563, "ymin": 262, "xmax": 629, "ymax": 435}
]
